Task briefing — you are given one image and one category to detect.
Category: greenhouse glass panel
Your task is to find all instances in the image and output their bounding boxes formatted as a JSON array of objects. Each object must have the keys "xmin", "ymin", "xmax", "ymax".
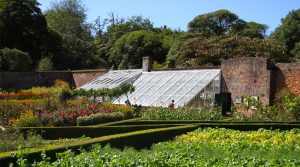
[
  {"xmin": 79, "ymin": 69, "xmax": 142, "ymax": 90},
  {"xmin": 114, "ymin": 69, "xmax": 221, "ymax": 108}
]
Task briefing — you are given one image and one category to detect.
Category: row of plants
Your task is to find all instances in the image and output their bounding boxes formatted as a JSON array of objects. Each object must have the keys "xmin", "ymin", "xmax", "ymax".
[
  {"xmin": 0, "ymin": 92, "xmax": 48, "ymax": 100},
  {"xmin": 141, "ymin": 107, "xmax": 222, "ymax": 120},
  {"xmin": 9, "ymin": 101, "xmax": 135, "ymax": 127},
  {"xmin": 19, "ymin": 128, "xmax": 300, "ymax": 166},
  {"xmin": 232, "ymin": 90, "xmax": 300, "ymax": 121}
]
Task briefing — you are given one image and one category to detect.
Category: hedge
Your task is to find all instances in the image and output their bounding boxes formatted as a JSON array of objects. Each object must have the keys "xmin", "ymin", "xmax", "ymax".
[
  {"xmin": 107, "ymin": 119, "xmax": 300, "ymax": 126},
  {"xmin": 0, "ymin": 125, "xmax": 198, "ymax": 166},
  {"xmin": 16, "ymin": 124, "xmax": 181, "ymax": 140},
  {"xmin": 77, "ymin": 112, "xmax": 125, "ymax": 126}
]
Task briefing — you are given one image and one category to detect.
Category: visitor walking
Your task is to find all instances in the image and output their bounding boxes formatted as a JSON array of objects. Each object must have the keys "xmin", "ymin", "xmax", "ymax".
[{"xmin": 168, "ymin": 100, "xmax": 175, "ymax": 108}]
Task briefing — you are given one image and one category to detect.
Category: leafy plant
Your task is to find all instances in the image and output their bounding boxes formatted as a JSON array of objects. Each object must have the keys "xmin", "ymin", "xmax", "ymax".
[
  {"xmin": 77, "ymin": 112, "xmax": 124, "ymax": 126},
  {"xmin": 141, "ymin": 107, "xmax": 222, "ymax": 120}
]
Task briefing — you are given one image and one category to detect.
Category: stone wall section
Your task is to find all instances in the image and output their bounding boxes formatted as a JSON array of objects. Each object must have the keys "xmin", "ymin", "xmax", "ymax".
[
  {"xmin": 0, "ymin": 69, "xmax": 106, "ymax": 89},
  {"xmin": 221, "ymin": 57, "xmax": 273, "ymax": 105},
  {"xmin": 275, "ymin": 63, "xmax": 300, "ymax": 95},
  {"xmin": 71, "ymin": 69, "xmax": 106, "ymax": 88}
]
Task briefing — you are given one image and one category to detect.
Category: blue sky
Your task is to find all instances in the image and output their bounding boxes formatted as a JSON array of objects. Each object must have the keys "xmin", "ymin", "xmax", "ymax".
[{"xmin": 38, "ymin": 0, "xmax": 300, "ymax": 35}]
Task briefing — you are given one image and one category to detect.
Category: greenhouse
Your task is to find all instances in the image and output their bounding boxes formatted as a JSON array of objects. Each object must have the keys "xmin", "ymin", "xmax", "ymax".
[{"xmin": 80, "ymin": 69, "xmax": 221, "ymax": 108}]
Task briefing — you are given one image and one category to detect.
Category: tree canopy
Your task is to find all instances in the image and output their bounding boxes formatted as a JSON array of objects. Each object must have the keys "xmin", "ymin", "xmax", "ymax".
[
  {"xmin": 271, "ymin": 9, "xmax": 300, "ymax": 62},
  {"xmin": 0, "ymin": 0, "xmax": 58, "ymax": 69},
  {"xmin": 0, "ymin": 2, "xmax": 297, "ymax": 71},
  {"xmin": 109, "ymin": 30, "xmax": 166, "ymax": 69},
  {"xmin": 188, "ymin": 9, "xmax": 267, "ymax": 39},
  {"xmin": 173, "ymin": 35, "xmax": 288, "ymax": 68}
]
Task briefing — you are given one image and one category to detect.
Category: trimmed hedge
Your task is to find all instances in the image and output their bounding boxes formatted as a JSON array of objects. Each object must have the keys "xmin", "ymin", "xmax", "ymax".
[
  {"xmin": 17, "ymin": 124, "xmax": 181, "ymax": 140},
  {"xmin": 0, "ymin": 125, "xmax": 198, "ymax": 166},
  {"xmin": 108, "ymin": 119, "xmax": 300, "ymax": 126},
  {"xmin": 77, "ymin": 112, "xmax": 125, "ymax": 126}
]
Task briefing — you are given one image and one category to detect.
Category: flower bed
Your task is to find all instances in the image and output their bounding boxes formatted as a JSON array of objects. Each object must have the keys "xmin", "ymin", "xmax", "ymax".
[{"xmin": 0, "ymin": 92, "xmax": 49, "ymax": 100}]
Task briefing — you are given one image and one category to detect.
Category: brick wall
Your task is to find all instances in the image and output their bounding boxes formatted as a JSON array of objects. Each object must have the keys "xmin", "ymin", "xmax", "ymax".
[
  {"xmin": 275, "ymin": 63, "xmax": 300, "ymax": 95},
  {"xmin": 221, "ymin": 57, "xmax": 274, "ymax": 105},
  {"xmin": 0, "ymin": 69, "xmax": 106, "ymax": 90}
]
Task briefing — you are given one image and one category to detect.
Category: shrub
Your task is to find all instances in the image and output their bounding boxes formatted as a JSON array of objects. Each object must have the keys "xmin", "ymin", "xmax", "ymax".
[
  {"xmin": 141, "ymin": 107, "xmax": 222, "ymax": 120},
  {"xmin": 10, "ymin": 110, "xmax": 42, "ymax": 127},
  {"xmin": 0, "ymin": 129, "xmax": 43, "ymax": 152},
  {"xmin": 233, "ymin": 93, "xmax": 300, "ymax": 121},
  {"xmin": 59, "ymin": 90, "xmax": 73, "ymax": 102},
  {"xmin": 77, "ymin": 112, "xmax": 125, "ymax": 126},
  {"xmin": 37, "ymin": 57, "xmax": 54, "ymax": 71},
  {"xmin": 0, "ymin": 48, "xmax": 32, "ymax": 71}
]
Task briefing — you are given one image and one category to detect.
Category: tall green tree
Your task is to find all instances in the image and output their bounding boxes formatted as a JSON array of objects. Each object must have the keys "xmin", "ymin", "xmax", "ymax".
[
  {"xmin": 45, "ymin": 0, "xmax": 99, "ymax": 70},
  {"xmin": 95, "ymin": 15, "xmax": 155, "ymax": 66},
  {"xmin": 0, "ymin": 0, "xmax": 58, "ymax": 68},
  {"xmin": 272, "ymin": 9, "xmax": 300, "ymax": 61},
  {"xmin": 109, "ymin": 30, "xmax": 166, "ymax": 69},
  {"xmin": 188, "ymin": 9, "xmax": 267, "ymax": 39}
]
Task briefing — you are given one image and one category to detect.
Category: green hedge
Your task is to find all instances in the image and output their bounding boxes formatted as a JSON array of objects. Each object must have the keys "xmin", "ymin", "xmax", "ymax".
[
  {"xmin": 77, "ymin": 112, "xmax": 125, "ymax": 126},
  {"xmin": 17, "ymin": 124, "xmax": 180, "ymax": 140},
  {"xmin": 0, "ymin": 125, "xmax": 198, "ymax": 166},
  {"xmin": 108, "ymin": 119, "xmax": 300, "ymax": 126}
]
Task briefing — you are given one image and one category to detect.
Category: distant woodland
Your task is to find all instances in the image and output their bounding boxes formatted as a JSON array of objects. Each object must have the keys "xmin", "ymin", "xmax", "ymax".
[{"xmin": 0, "ymin": 0, "xmax": 300, "ymax": 71}]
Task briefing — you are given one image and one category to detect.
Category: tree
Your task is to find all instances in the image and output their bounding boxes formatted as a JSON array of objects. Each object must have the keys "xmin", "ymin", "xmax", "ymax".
[
  {"xmin": 0, "ymin": 0, "xmax": 58, "ymax": 68},
  {"xmin": 95, "ymin": 15, "xmax": 155, "ymax": 66},
  {"xmin": 188, "ymin": 9, "xmax": 267, "ymax": 39},
  {"xmin": 174, "ymin": 35, "xmax": 288, "ymax": 68},
  {"xmin": 235, "ymin": 22, "xmax": 268, "ymax": 39},
  {"xmin": 188, "ymin": 9, "xmax": 243, "ymax": 37},
  {"xmin": 0, "ymin": 48, "xmax": 32, "ymax": 71},
  {"xmin": 272, "ymin": 9, "xmax": 300, "ymax": 61},
  {"xmin": 45, "ymin": 0, "xmax": 97, "ymax": 70},
  {"xmin": 109, "ymin": 30, "xmax": 166, "ymax": 69}
]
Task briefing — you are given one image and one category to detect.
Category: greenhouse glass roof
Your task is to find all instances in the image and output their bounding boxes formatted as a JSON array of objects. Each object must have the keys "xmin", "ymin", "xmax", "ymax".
[
  {"xmin": 79, "ymin": 69, "xmax": 142, "ymax": 90},
  {"xmin": 115, "ymin": 69, "xmax": 221, "ymax": 107}
]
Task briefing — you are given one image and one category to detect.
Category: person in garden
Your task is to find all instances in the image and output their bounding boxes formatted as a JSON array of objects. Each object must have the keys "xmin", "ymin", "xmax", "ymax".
[
  {"xmin": 125, "ymin": 99, "xmax": 131, "ymax": 106},
  {"xmin": 168, "ymin": 100, "xmax": 175, "ymax": 108}
]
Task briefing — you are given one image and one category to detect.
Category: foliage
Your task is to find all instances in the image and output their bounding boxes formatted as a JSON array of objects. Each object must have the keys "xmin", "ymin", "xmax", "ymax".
[
  {"xmin": 0, "ymin": 99, "xmax": 48, "ymax": 126},
  {"xmin": 29, "ymin": 128, "xmax": 300, "ymax": 166},
  {"xmin": 232, "ymin": 93, "xmax": 300, "ymax": 121},
  {"xmin": 45, "ymin": 0, "xmax": 98, "ymax": 70},
  {"xmin": 10, "ymin": 109, "xmax": 42, "ymax": 127},
  {"xmin": 188, "ymin": 9, "xmax": 267, "ymax": 39},
  {"xmin": 73, "ymin": 83, "xmax": 135, "ymax": 102},
  {"xmin": 37, "ymin": 57, "xmax": 54, "ymax": 71},
  {"xmin": 77, "ymin": 112, "xmax": 125, "ymax": 126},
  {"xmin": 94, "ymin": 15, "xmax": 154, "ymax": 64},
  {"xmin": 0, "ymin": 92, "xmax": 48, "ymax": 100},
  {"xmin": 174, "ymin": 35, "xmax": 287, "ymax": 67},
  {"xmin": 109, "ymin": 30, "xmax": 166, "ymax": 69},
  {"xmin": 25, "ymin": 80, "xmax": 71, "ymax": 99},
  {"xmin": 272, "ymin": 9, "xmax": 300, "ymax": 61},
  {"xmin": 0, "ymin": 129, "xmax": 43, "ymax": 152},
  {"xmin": 0, "ymin": 0, "xmax": 60, "ymax": 67},
  {"xmin": 0, "ymin": 48, "xmax": 32, "ymax": 71},
  {"xmin": 141, "ymin": 107, "xmax": 222, "ymax": 120}
]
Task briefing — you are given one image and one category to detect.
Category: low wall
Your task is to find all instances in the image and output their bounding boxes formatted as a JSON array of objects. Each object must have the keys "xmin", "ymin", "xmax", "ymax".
[{"xmin": 0, "ymin": 69, "xmax": 107, "ymax": 89}]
